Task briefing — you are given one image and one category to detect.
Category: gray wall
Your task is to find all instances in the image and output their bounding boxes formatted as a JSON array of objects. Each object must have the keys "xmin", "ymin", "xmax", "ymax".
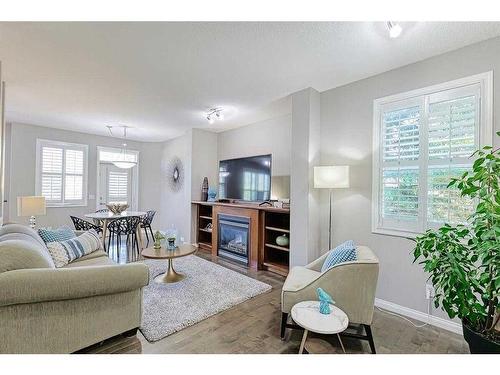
[
  {"xmin": 6, "ymin": 122, "xmax": 163, "ymax": 228},
  {"xmin": 319, "ymin": 36, "xmax": 500, "ymax": 319},
  {"xmin": 217, "ymin": 114, "xmax": 291, "ymax": 177},
  {"xmin": 159, "ymin": 130, "xmax": 192, "ymax": 242}
]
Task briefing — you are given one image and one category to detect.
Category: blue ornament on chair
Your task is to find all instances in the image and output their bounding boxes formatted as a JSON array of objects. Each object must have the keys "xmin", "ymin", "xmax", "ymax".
[{"xmin": 317, "ymin": 287, "xmax": 335, "ymax": 315}]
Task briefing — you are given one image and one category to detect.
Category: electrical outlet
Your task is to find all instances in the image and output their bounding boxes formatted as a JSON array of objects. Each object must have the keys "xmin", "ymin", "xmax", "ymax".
[{"xmin": 425, "ymin": 284, "xmax": 435, "ymax": 299}]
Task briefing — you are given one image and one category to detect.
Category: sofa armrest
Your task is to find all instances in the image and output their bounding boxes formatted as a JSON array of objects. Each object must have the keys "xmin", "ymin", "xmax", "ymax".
[{"xmin": 0, "ymin": 263, "xmax": 149, "ymax": 307}]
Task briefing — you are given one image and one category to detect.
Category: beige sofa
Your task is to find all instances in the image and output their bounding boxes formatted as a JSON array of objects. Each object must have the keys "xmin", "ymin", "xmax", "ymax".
[
  {"xmin": 0, "ymin": 224, "xmax": 149, "ymax": 354},
  {"xmin": 281, "ymin": 245, "xmax": 379, "ymax": 353}
]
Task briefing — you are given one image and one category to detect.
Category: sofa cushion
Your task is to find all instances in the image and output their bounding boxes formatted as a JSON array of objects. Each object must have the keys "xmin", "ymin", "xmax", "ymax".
[
  {"xmin": 64, "ymin": 251, "xmax": 116, "ymax": 267},
  {"xmin": 282, "ymin": 266, "xmax": 320, "ymax": 292},
  {"xmin": 0, "ymin": 223, "xmax": 47, "ymax": 248},
  {"xmin": 0, "ymin": 239, "xmax": 55, "ymax": 273},
  {"xmin": 38, "ymin": 226, "xmax": 76, "ymax": 244},
  {"xmin": 321, "ymin": 240, "xmax": 357, "ymax": 272},
  {"xmin": 46, "ymin": 229, "xmax": 101, "ymax": 268}
]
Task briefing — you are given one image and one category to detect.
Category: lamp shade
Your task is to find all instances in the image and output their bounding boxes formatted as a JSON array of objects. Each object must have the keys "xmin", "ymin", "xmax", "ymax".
[
  {"xmin": 17, "ymin": 196, "xmax": 46, "ymax": 217},
  {"xmin": 314, "ymin": 166, "xmax": 350, "ymax": 189}
]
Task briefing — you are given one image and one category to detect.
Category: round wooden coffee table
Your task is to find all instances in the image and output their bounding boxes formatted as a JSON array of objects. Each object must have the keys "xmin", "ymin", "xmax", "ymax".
[{"xmin": 141, "ymin": 244, "xmax": 197, "ymax": 284}]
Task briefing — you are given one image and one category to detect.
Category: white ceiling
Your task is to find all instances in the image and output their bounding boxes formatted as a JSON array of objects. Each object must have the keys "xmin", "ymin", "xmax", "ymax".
[{"xmin": 1, "ymin": 22, "xmax": 499, "ymax": 142}]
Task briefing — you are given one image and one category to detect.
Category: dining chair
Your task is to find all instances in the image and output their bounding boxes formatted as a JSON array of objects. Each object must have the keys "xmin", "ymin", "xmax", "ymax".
[
  {"xmin": 140, "ymin": 210, "xmax": 156, "ymax": 247},
  {"xmin": 107, "ymin": 216, "xmax": 141, "ymax": 260},
  {"xmin": 70, "ymin": 216, "xmax": 103, "ymax": 235}
]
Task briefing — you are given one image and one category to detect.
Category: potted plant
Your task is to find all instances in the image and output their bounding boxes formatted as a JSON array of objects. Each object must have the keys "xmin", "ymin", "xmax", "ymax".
[{"xmin": 412, "ymin": 132, "xmax": 499, "ymax": 354}]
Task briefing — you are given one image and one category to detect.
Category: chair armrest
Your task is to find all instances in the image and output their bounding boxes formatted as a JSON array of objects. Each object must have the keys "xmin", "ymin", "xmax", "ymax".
[
  {"xmin": 0, "ymin": 263, "xmax": 149, "ymax": 307},
  {"xmin": 305, "ymin": 251, "xmax": 329, "ymax": 272}
]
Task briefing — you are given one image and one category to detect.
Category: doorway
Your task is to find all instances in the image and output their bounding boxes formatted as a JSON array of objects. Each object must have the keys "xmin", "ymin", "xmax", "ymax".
[
  {"xmin": 96, "ymin": 146, "xmax": 139, "ymax": 211},
  {"xmin": 98, "ymin": 164, "xmax": 132, "ymax": 209}
]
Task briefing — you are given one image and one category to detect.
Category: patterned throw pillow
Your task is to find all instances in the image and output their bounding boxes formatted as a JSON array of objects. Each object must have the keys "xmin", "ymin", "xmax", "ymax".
[
  {"xmin": 321, "ymin": 240, "xmax": 357, "ymax": 273},
  {"xmin": 46, "ymin": 229, "xmax": 101, "ymax": 268},
  {"xmin": 38, "ymin": 226, "xmax": 76, "ymax": 244}
]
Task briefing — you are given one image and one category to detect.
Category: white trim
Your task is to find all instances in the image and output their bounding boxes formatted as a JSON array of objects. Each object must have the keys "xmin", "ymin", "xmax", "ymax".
[
  {"xmin": 35, "ymin": 138, "xmax": 88, "ymax": 208},
  {"xmin": 374, "ymin": 298, "xmax": 462, "ymax": 335},
  {"xmin": 372, "ymin": 71, "xmax": 494, "ymax": 238},
  {"xmin": 95, "ymin": 146, "xmax": 140, "ymax": 211}
]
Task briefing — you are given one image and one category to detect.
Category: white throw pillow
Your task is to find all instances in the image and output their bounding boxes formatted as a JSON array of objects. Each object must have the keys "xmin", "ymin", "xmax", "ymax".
[{"xmin": 46, "ymin": 229, "xmax": 101, "ymax": 268}]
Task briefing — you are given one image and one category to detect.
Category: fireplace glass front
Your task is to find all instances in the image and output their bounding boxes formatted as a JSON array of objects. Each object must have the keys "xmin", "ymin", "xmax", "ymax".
[{"xmin": 217, "ymin": 214, "xmax": 250, "ymax": 264}]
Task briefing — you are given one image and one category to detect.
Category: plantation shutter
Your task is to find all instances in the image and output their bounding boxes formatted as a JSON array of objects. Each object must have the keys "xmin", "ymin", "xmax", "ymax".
[
  {"xmin": 64, "ymin": 149, "xmax": 84, "ymax": 201},
  {"xmin": 426, "ymin": 86, "xmax": 479, "ymax": 226},
  {"xmin": 375, "ymin": 80, "xmax": 483, "ymax": 235},
  {"xmin": 41, "ymin": 147, "xmax": 63, "ymax": 202},
  {"xmin": 379, "ymin": 99, "xmax": 422, "ymax": 232},
  {"xmin": 37, "ymin": 140, "xmax": 88, "ymax": 206},
  {"xmin": 108, "ymin": 171, "xmax": 129, "ymax": 203}
]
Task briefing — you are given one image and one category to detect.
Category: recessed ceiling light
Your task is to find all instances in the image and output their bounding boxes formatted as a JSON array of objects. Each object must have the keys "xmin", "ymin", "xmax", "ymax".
[{"xmin": 386, "ymin": 22, "xmax": 402, "ymax": 39}]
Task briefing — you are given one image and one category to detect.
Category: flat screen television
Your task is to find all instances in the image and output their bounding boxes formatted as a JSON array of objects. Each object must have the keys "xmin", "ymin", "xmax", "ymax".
[{"xmin": 219, "ymin": 154, "xmax": 272, "ymax": 201}]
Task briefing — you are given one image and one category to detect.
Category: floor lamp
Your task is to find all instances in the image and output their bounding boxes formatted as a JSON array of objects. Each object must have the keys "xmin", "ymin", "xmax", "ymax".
[{"xmin": 313, "ymin": 166, "xmax": 350, "ymax": 250}]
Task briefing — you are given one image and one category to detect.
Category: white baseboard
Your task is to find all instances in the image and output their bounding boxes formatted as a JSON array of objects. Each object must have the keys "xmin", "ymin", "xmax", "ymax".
[{"xmin": 374, "ymin": 298, "xmax": 462, "ymax": 335}]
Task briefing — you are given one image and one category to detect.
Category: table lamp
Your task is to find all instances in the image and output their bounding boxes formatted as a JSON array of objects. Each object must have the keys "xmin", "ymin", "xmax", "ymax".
[
  {"xmin": 17, "ymin": 196, "xmax": 46, "ymax": 229},
  {"xmin": 313, "ymin": 166, "xmax": 350, "ymax": 249}
]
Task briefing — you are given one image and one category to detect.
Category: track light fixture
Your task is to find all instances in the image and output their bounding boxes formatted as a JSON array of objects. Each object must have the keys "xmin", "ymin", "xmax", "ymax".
[
  {"xmin": 206, "ymin": 108, "xmax": 224, "ymax": 124},
  {"xmin": 386, "ymin": 21, "xmax": 402, "ymax": 39},
  {"xmin": 105, "ymin": 125, "xmax": 137, "ymax": 169}
]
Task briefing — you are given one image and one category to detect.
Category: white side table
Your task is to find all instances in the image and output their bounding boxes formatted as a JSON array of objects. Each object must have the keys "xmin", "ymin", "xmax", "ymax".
[{"xmin": 291, "ymin": 301, "xmax": 349, "ymax": 354}]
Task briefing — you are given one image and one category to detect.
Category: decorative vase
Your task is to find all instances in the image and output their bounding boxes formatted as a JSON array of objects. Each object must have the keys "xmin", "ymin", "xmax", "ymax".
[
  {"xmin": 276, "ymin": 234, "xmax": 289, "ymax": 247},
  {"xmin": 201, "ymin": 177, "xmax": 209, "ymax": 201},
  {"xmin": 167, "ymin": 238, "xmax": 176, "ymax": 250},
  {"xmin": 207, "ymin": 187, "xmax": 217, "ymax": 202},
  {"xmin": 106, "ymin": 203, "xmax": 129, "ymax": 215}
]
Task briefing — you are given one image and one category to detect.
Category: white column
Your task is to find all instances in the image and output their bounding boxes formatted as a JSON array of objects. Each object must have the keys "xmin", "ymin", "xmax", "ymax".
[{"xmin": 290, "ymin": 88, "xmax": 321, "ymax": 267}]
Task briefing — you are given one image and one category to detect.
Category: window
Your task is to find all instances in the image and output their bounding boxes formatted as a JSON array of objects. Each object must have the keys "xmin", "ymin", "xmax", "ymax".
[
  {"xmin": 36, "ymin": 139, "xmax": 88, "ymax": 207},
  {"xmin": 108, "ymin": 171, "xmax": 129, "ymax": 203},
  {"xmin": 372, "ymin": 72, "xmax": 493, "ymax": 237}
]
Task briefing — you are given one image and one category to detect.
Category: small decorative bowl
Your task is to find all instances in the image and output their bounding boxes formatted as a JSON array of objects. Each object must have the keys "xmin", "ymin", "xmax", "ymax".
[{"xmin": 106, "ymin": 203, "xmax": 129, "ymax": 215}]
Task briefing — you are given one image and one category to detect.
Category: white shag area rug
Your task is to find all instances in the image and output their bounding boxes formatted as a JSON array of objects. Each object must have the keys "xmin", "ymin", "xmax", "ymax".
[{"xmin": 140, "ymin": 255, "xmax": 272, "ymax": 342}]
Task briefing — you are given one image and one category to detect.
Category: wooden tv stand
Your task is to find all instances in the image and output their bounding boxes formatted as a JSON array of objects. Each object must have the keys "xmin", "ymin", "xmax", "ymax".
[{"xmin": 192, "ymin": 201, "xmax": 290, "ymax": 276}]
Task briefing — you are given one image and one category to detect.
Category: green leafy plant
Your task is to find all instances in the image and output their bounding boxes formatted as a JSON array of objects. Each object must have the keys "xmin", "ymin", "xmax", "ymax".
[{"xmin": 413, "ymin": 132, "xmax": 499, "ymax": 341}]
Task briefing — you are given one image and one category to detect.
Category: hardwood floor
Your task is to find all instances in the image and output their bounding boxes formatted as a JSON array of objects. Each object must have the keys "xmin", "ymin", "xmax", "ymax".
[{"xmin": 79, "ymin": 248, "xmax": 469, "ymax": 354}]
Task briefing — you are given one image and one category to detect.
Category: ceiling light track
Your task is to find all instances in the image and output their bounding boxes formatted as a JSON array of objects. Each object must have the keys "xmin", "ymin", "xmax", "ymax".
[
  {"xmin": 206, "ymin": 108, "xmax": 224, "ymax": 124},
  {"xmin": 386, "ymin": 21, "xmax": 402, "ymax": 39},
  {"xmin": 106, "ymin": 125, "xmax": 137, "ymax": 169}
]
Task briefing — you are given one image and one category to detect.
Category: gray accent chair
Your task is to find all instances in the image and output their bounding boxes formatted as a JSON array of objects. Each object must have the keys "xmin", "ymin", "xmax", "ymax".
[
  {"xmin": 281, "ymin": 245, "xmax": 379, "ymax": 353},
  {"xmin": 0, "ymin": 224, "xmax": 149, "ymax": 354}
]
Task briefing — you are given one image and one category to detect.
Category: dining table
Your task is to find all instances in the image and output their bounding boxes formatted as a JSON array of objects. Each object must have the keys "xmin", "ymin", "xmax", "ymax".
[{"xmin": 84, "ymin": 211, "xmax": 147, "ymax": 250}]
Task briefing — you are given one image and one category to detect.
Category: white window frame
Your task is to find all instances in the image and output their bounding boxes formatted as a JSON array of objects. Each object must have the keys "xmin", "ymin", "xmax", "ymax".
[
  {"xmin": 35, "ymin": 139, "xmax": 89, "ymax": 207},
  {"xmin": 95, "ymin": 146, "xmax": 140, "ymax": 211},
  {"xmin": 372, "ymin": 72, "xmax": 493, "ymax": 238}
]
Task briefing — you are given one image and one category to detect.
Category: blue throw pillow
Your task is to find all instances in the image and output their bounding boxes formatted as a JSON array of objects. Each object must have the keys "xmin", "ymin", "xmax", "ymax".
[
  {"xmin": 38, "ymin": 226, "xmax": 76, "ymax": 244},
  {"xmin": 321, "ymin": 240, "xmax": 357, "ymax": 272}
]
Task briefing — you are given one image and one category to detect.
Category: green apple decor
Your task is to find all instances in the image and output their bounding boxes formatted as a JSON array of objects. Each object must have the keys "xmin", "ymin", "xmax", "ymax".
[{"xmin": 412, "ymin": 132, "xmax": 500, "ymax": 353}]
